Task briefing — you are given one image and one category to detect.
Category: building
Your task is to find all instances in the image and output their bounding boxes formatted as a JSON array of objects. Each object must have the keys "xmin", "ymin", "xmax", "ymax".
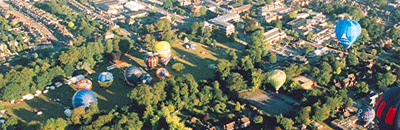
[
  {"xmin": 287, "ymin": 18, "xmax": 307, "ymax": 29},
  {"xmin": 239, "ymin": 117, "xmax": 250, "ymax": 128},
  {"xmin": 208, "ymin": 13, "xmax": 240, "ymax": 36},
  {"xmin": 228, "ymin": 4, "xmax": 252, "ymax": 14},
  {"xmin": 124, "ymin": 1, "xmax": 146, "ymax": 12},
  {"xmin": 286, "ymin": 0, "xmax": 310, "ymax": 7},
  {"xmin": 94, "ymin": 0, "xmax": 123, "ymax": 14},
  {"xmin": 331, "ymin": 115, "xmax": 366, "ymax": 130},
  {"xmin": 310, "ymin": 121, "xmax": 323, "ymax": 130},
  {"xmin": 297, "ymin": 13, "xmax": 310, "ymax": 19},
  {"xmin": 223, "ymin": 121, "xmax": 236, "ymax": 130},
  {"xmin": 104, "ymin": 31, "xmax": 115, "ymax": 39},
  {"xmin": 337, "ymin": 13, "xmax": 352, "ymax": 20},
  {"xmin": 126, "ymin": 10, "xmax": 148, "ymax": 19},
  {"xmin": 263, "ymin": 27, "xmax": 286, "ymax": 43},
  {"xmin": 292, "ymin": 76, "xmax": 314, "ymax": 90},
  {"xmin": 177, "ymin": 0, "xmax": 192, "ymax": 6},
  {"xmin": 257, "ymin": 1, "xmax": 286, "ymax": 16},
  {"xmin": 261, "ymin": 13, "xmax": 283, "ymax": 23}
]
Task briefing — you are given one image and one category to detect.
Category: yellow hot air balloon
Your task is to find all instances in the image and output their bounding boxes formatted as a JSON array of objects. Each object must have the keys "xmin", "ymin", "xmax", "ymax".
[
  {"xmin": 97, "ymin": 72, "xmax": 113, "ymax": 88},
  {"xmin": 154, "ymin": 41, "xmax": 171, "ymax": 58}
]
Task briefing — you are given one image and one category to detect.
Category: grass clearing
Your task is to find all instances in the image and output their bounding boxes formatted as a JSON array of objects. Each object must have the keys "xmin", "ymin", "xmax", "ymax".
[{"xmin": 3, "ymin": 41, "xmax": 246, "ymax": 126}]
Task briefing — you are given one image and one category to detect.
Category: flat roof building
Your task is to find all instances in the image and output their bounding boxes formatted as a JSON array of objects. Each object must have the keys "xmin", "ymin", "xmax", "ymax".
[
  {"xmin": 124, "ymin": 1, "xmax": 146, "ymax": 12},
  {"xmin": 208, "ymin": 13, "xmax": 240, "ymax": 36},
  {"xmin": 287, "ymin": 18, "xmax": 307, "ymax": 29},
  {"xmin": 263, "ymin": 27, "xmax": 286, "ymax": 43}
]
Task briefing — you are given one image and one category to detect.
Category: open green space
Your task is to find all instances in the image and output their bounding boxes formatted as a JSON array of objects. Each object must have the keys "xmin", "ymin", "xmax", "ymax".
[{"xmin": 3, "ymin": 41, "xmax": 246, "ymax": 126}]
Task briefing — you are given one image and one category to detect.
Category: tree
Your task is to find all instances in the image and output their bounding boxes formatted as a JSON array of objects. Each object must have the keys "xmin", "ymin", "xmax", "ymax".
[
  {"xmin": 377, "ymin": 72, "xmax": 397, "ymax": 87},
  {"xmin": 244, "ymin": 18, "xmax": 260, "ymax": 33},
  {"xmin": 251, "ymin": 69, "xmax": 263, "ymax": 90},
  {"xmin": 295, "ymin": 5, "xmax": 301, "ymax": 10},
  {"xmin": 274, "ymin": 20, "xmax": 282, "ymax": 29},
  {"xmin": 310, "ymin": 67, "xmax": 320, "ymax": 77},
  {"xmin": 317, "ymin": 72, "xmax": 332, "ymax": 86},
  {"xmin": 216, "ymin": 59, "xmax": 232, "ymax": 80},
  {"xmin": 289, "ymin": 11, "xmax": 297, "ymax": 19},
  {"xmin": 2, "ymin": 117, "xmax": 18, "ymax": 130},
  {"xmin": 226, "ymin": 73, "xmax": 247, "ymax": 93},
  {"xmin": 306, "ymin": 32, "xmax": 313, "ymax": 41},
  {"xmin": 266, "ymin": 0, "xmax": 272, "ymax": 4},
  {"xmin": 239, "ymin": 56, "xmax": 254, "ymax": 71},
  {"xmin": 304, "ymin": 46, "xmax": 314, "ymax": 55},
  {"xmin": 42, "ymin": 118, "xmax": 68, "ymax": 130},
  {"xmin": 267, "ymin": 52, "xmax": 277, "ymax": 63},
  {"xmin": 356, "ymin": 81, "xmax": 369, "ymax": 94},
  {"xmin": 199, "ymin": 6, "xmax": 207, "ymax": 17},
  {"xmin": 235, "ymin": 101, "xmax": 241, "ymax": 111},
  {"xmin": 312, "ymin": 105, "xmax": 330, "ymax": 122},
  {"xmin": 172, "ymin": 63, "xmax": 185, "ymax": 72},
  {"xmin": 237, "ymin": 0, "xmax": 243, "ymax": 4},
  {"xmin": 276, "ymin": 114, "xmax": 294, "ymax": 130},
  {"xmin": 163, "ymin": 0, "xmax": 173, "ymax": 9},
  {"xmin": 154, "ymin": 18, "xmax": 171, "ymax": 32},
  {"xmin": 295, "ymin": 106, "xmax": 311, "ymax": 125},
  {"xmin": 347, "ymin": 53, "xmax": 359, "ymax": 66},
  {"xmin": 254, "ymin": 115, "xmax": 263, "ymax": 124},
  {"xmin": 377, "ymin": 0, "xmax": 388, "ymax": 7},
  {"xmin": 244, "ymin": 0, "xmax": 252, "ymax": 4},
  {"xmin": 128, "ymin": 84, "xmax": 154, "ymax": 106}
]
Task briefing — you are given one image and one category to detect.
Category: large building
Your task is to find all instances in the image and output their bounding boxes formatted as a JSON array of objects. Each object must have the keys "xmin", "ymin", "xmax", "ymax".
[
  {"xmin": 263, "ymin": 27, "xmax": 286, "ymax": 43},
  {"xmin": 208, "ymin": 13, "xmax": 240, "ymax": 36},
  {"xmin": 228, "ymin": 4, "xmax": 252, "ymax": 14},
  {"xmin": 287, "ymin": 18, "xmax": 307, "ymax": 29},
  {"xmin": 257, "ymin": 1, "xmax": 286, "ymax": 16},
  {"xmin": 94, "ymin": 0, "xmax": 123, "ymax": 14},
  {"xmin": 124, "ymin": 1, "xmax": 146, "ymax": 12}
]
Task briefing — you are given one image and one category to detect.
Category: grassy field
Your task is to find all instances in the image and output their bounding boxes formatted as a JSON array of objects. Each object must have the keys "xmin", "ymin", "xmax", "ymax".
[{"xmin": 3, "ymin": 41, "xmax": 246, "ymax": 126}]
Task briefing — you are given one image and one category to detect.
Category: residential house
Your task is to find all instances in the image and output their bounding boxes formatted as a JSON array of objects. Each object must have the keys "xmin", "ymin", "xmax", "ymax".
[
  {"xmin": 239, "ymin": 117, "xmax": 250, "ymax": 128},
  {"xmin": 286, "ymin": 0, "xmax": 310, "ymax": 7},
  {"xmin": 223, "ymin": 121, "xmax": 236, "ymax": 130},
  {"xmin": 331, "ymin": 115, "xmax": 365, "ymax": 130},
  {"xmin": 104, "ymin": 31, "xmax": 115, "ymax": 39},
  {"xmin": 261, "ymin": 13, "xmax": 283, "ymax": 23},
  {"xmin": 263, "ymin": 27, "xmax": 286, "ymax": 43}
]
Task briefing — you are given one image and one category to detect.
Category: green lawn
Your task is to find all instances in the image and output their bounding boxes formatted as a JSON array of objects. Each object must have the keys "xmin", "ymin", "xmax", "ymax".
[{"xmin": 2, "ymin": 41, "xmax": 246, "ymax": 126}]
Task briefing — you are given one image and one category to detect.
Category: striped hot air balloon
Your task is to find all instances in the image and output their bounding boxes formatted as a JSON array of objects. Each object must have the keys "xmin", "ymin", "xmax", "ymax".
[
  {"xmin": 375, "ymin": 87, "xmax": 400, "ymax": 129},
  {"xmin": 72, "ymin": 89, "xmax": 97, "ymax": 109},
  {"xmin": 144, "ymin": 54, "xmax": 159, "ymax": 70},
  {"xmin": 155, "ymin": 68, "xmax": 170, "ymax": 79},
  {"xmin": 357, "ymin": 105, "xmax": 375, "ymax": 125},
  {"xmin": 154, "ymin": 41, "xmax": 172, "ymax": 66}
]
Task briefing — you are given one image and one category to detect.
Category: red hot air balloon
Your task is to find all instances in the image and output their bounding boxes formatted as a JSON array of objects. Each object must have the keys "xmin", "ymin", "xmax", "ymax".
[
  {"xmin": 375, "ymin": 87, "xmax": 400, "ymax": 129},
  {"xmin": 76, "ymin": 78, "xmax": 92, "ymax": 90}
]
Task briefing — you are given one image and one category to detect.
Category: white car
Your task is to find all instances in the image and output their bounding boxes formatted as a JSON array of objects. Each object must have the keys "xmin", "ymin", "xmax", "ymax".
[{"xmin": 55, "ymin": 82, "xmax": 62, "ymax": 87}]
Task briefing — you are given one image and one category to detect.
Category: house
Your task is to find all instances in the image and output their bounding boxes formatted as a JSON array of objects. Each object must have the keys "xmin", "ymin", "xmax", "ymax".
[
  {"xmin": 286, "ymin": 0, "xmax": 310, "ymax": 7},
  {"xmin": 262, "ymin": 13, "xmax": 283, "ymax": 23},
  {"xmin": 257, "ymin": 1, "xmax": 286, "ymax": 16},
  {"xmin": 293, "ymin": 76, "xmax": 314, "ymax": 90},
  {"xmin": 104, "ymin": 31, "xmax": 115, "ymax": 39},
  {"xmin": 223, "ymin": 121, "xmax": 236, "ymax": 130},
  {"xmin": 126, "ymin": 10, "xmax": 148, "ymax": 19},
  {"xmin": 239, "ymin": 117, "xmax": 250, "ymax": 128},
  {"xmin": 287, "ymin": 18, "xmax": 307, "ymax": 29},
  {"xmin": 190, "ymin": 117, "xmax": 197, "ymax": 123},
  {"xmin": 331, "ymin": 115, "xmax": 365, "ymax": 130},
  {"xmin": 177, "ymin": 0, "xmax": 192, "ymax": 6}
]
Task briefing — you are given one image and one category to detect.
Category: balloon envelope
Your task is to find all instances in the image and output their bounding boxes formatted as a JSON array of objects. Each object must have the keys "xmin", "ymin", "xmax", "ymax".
[
  {"xmin": 97, "ymin": 72, "xmax": 113, "ymax": 87},
  {"xmin": 144, "ymin": 54, "xmax": 159, "ymax": 70},
  {"xmin": 375, "ymin": 87, "xmax": 400, "ymax": 129},
  {"xmin": 140, "ymin": 73, "xmax": 152, "ymax": 84},
  {"xmin": 124, "ymin": 66, "xmax": 143, "ymax": 86},
  {"xmin": 72, "ymin": 89, "xmax": 97, "ymax": 109},
  {"xmin": 266, "ymin": 70, "xmax": 286, "ymax": 93},
  {"xmin": 335, "ymin": 19, "xmax": 361, "ymax": 49},
  {"xmin": 76, "ymin": 78, "xmax": 92, "ymax": 90},
  {"xmin": 156, "ymin": 68, "xmax": 170, "ymax": 79},
  {"xmin": 357, "ymin": 105, "xmax": 375, "ymax": 125}
]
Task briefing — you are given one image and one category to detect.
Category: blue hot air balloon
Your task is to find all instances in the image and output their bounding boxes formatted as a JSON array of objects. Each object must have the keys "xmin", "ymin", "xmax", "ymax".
[
  {"xmin": 335, "ymin": 19, "xmax": 361, "ymax": 49},
  {"xmin": 357, "ymin": 105, "xmax": 375, "ymax": 125},
  {"xmin": 139, "ymin": 73, "xmax": 152, "ymax": 84},
  {"xmin": 72, "ymin": 89, "xmax": 98, "ymax": 109},
  {"xmin": 124, "ymin": 66, "xmax": 143, "ymax": 86},
  {"xmin": 97, "ymin": 72, "xmax": 114, "ymax": 87}
]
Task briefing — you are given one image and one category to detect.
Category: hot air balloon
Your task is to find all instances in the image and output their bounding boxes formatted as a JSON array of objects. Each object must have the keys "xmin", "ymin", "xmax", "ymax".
[
  {"xmin": 154, "ymin": 41, "xmax": 172, "ymax": 66},
  {"xmin": 375, "ymin": 87, "xmax": 400, "ymax": 129},
  {"xmin": 156, "ymin": 68, "xmax": 170, "ymax": 79},
  {"xmin": 139, "ymin": 73, "xmax": 152, "ymax": 84},
  {"xmin": 97, "ymin": 72, "xmax": 113, "ymax": 88},
  {"xmin": 357, "ymin": 105, "xmax": 375, "ymax": 125},
  {"xmin": 335, "ymin": 19, "xmax": 361, "ymax": 49},
  {"xmin": 72, "ymin": 89, "xmax": 97, "ymax": 109},
  {"xmin": 266, "ymin": 70, "xmax": 286, "ymax": 93},
  {"xmin": 124, "ymin": 66, "xmax": 143, "ymax": 86},
  {"xmin": 76, "ymin": 78, "xmax": 92, "ymax": 90},
  {"xmin": 144, "ymin": 53, "xmax": 159, "ymax": 70}
]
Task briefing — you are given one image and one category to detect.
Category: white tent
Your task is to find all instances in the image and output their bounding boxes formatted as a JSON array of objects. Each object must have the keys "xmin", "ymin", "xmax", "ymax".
[
  {"xmin": 49, "ymin": 86, "xmax": 55, "ymax": 90},
  {"xmin": 64, "ymin": 109, "xmax": 72, "ymax": 117},
  {"xmin": 22, "ymin": 94, "xmax": 34, "ymax": 100},
  {"xmin": 43, "ymin": 90, "xmax": 49, "ymax": 94},
  {"xmin": 37, "ymin": 111, "xmax": 42, "ymax": 116}
]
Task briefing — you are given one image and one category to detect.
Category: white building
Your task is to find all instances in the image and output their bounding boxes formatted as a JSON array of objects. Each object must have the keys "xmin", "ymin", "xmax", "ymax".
[{"xmin": 124, "ymin": 1, "xmax": 146, "ymax": 12}]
